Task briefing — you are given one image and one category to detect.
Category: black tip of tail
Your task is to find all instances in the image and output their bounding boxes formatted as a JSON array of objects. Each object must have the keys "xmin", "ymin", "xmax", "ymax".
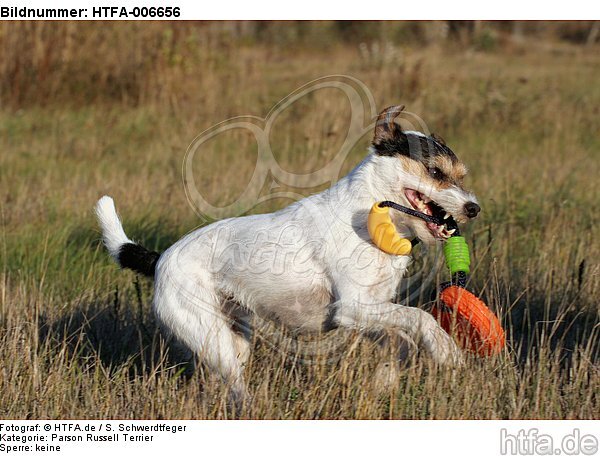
[{"xmin": 117, "ymin": 243, "xmax": 160, "ymax": 278}]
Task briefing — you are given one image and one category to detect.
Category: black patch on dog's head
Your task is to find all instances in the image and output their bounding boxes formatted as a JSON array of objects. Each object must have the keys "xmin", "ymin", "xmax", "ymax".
[
  {"xmin": 373, "ymin": 132, "xmax": 458, "ymax": 166},
  {"xmin": 371, "ymin": 106, "xmax": 458, "ymax": 169}
]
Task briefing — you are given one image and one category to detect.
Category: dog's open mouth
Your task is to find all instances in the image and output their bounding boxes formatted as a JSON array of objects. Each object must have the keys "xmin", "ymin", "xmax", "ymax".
[{"xmin": 404, "ymin": 189, "xmax": 455, "ymax": 239}]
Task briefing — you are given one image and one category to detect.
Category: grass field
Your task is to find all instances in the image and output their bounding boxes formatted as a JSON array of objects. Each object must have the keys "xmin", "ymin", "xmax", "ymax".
[{"xmin": 0, "ymin": 22, "xmax": 598, "ymax": 419}]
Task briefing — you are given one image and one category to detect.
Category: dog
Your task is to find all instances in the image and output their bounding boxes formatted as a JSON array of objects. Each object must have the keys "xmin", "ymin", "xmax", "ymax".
[{"xmin": 95, "ymin": 105, "xmax": 480, "ymax": 404}]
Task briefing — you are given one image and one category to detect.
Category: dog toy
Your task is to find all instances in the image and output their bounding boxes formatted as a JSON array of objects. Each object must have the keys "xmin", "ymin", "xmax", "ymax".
[
  {"xmin": 367, "ymin": 203, "xmax": 412, "ymax": 255},
  {"xmin": 368, "ymin": 201, "xmax": 505, "ymax": 356}
]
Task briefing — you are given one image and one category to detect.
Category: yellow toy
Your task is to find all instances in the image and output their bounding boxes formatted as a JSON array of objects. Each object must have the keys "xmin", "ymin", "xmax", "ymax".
[{"xmin": 367, "ymin": 203, "xmax": 412, "ymax": 256}]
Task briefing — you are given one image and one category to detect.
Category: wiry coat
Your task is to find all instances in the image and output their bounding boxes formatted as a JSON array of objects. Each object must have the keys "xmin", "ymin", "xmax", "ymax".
[{"xmin": 96, "ymin": 106, "xmax": 480, "ymax": 404}]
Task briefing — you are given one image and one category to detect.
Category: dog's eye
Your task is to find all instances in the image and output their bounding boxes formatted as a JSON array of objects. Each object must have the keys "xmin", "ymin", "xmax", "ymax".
[{"xmin": 429, "ymin": 167, "xmax": 445, "ymax": 180}]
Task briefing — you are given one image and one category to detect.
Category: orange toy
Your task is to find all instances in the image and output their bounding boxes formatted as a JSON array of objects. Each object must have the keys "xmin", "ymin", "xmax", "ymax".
[
  {"xmin": 368, "ymin": 201, "xmax": 506, "ymax": 357},
  {"xmin": 433, "ymin": 232, "xmax": 505, "ymax": 356},
  {"xmin": 431, "ymin": 286, "xmax": 505, "ymax": 356}
]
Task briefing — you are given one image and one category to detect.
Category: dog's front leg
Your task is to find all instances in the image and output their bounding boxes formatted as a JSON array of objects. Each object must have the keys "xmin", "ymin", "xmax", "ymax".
[{"xmin": 334, "ymin": 300, "xmax": 463, "ymax": 365}]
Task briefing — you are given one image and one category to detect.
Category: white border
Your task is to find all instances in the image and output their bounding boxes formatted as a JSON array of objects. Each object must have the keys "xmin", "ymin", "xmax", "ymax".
[
  {"xmin": 2, "ymin": 0, "xmax": 599, "ymax": 20},
  {"xmin": 0, "ymin": 420, "xmax": 598, "ymax": 456}
]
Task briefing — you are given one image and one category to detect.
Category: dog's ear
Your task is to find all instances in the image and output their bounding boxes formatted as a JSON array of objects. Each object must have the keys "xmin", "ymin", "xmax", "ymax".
[{"xmin": 373, "ymin": 105, "xmax": 405, "ymax": 146}]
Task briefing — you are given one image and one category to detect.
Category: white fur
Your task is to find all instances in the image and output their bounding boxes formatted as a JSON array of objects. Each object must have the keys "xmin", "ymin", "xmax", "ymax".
[
  {"xmin": 95, "ymin": 196, "xmax": 133, "ymax": 260},
  {"xmin": 98, "ymin": 150, "xmax": 478, "ymax": 404},
  {"xmin": 402, "ymin": 130, "xmax": 427, "ymax": 137}
]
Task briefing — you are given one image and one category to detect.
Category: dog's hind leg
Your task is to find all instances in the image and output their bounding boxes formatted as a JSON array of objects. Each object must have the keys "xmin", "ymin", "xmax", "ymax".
[
  {"xmin": 153, "ymin": 270, "xmax": 249, "ymax": 407},
  {"xmin": 166, "ymin": 336, "xmax": 197, "ymax": 379},
  {"xmin": 221, "ymin": 300, "xmax": 253, "ymax": 367}
]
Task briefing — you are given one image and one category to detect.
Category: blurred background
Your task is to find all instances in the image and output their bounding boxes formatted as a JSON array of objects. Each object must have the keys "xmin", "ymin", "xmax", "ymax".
[{"xmin": 2, "ymin": 21, "xmax": 599, "ymax": 108}]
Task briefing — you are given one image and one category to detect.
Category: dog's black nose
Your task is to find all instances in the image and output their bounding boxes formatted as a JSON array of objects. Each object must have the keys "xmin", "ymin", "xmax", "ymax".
[{"xmin": 464, "ymin": 202, "xmax": 480, "ymax": 218}]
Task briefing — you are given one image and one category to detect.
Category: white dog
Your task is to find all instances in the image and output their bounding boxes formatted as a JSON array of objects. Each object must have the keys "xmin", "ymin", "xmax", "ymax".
[{"xmin": 96, "ymin": 105, "xmax": 480, "ymax": 404}]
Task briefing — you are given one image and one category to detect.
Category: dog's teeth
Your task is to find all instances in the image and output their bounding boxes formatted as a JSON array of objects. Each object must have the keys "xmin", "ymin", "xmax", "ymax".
[
  {"xmin": 443, "ymin": 213, "xmax": 450, "ymax": 219},
  {"xmin": 447, "ymin": 229, "xmax": 456, "ymax": 235}
]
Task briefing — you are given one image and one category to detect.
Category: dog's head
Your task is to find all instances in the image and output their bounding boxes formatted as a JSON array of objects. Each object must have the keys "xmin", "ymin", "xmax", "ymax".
[{"xmin": 369, "ymin": 105, "xmax": 480, "ymax": 245}]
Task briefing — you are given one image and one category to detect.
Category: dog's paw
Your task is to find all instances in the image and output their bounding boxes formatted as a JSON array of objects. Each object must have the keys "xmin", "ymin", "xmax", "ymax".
[{"xmin": 424, "ymin": 324, "xmax": 464, "ymax": 366}]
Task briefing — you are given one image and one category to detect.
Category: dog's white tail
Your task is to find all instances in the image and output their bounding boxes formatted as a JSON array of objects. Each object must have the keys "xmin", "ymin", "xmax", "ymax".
[
  {"xmin": 95, "ymin": 196, "xmax": 133, "ymax": 260},
  {"xmin": 95, "ymin": 196, "xmax": 160, "ymax": 278}
]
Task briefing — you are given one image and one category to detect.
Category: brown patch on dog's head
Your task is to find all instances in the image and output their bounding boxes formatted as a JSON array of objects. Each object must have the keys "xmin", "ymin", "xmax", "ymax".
[
  {"xmin": 428, "ymin": 155, "xmax": 468, "ymax": 188},
  {"xmin": 372, "ymin": 106, "xmax": 469, "ymax": 189},
  {"xmin": 448, "ymin": 161, "xmax": 468, "ymax": 183},
  {"xmin": 373, "ymin": 105, "xmax": 405, "ymax": 146}
]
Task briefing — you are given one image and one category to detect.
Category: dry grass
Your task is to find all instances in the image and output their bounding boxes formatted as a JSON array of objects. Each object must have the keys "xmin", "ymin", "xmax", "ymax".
[{"xmin": 0, "ymin": 22, "xmax": 598, "ymax": 419}]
